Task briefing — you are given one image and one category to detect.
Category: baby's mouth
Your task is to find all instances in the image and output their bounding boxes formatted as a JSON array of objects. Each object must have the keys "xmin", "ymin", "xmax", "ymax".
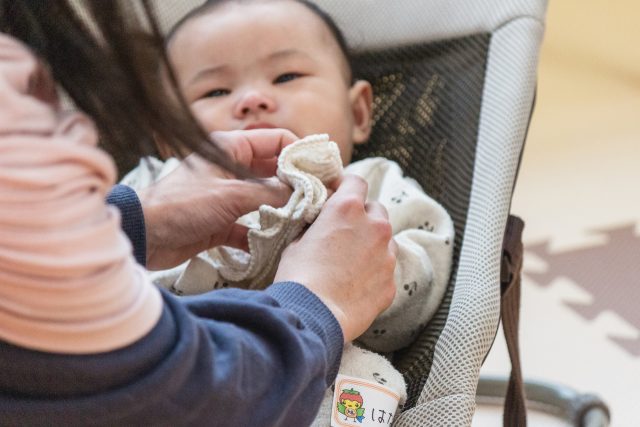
[{"xmin": 243, "ymin": 122, "xmax": 277, "ymax": 130}]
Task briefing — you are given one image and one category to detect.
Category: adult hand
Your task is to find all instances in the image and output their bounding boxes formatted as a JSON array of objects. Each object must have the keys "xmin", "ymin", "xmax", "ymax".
[
  {"xmin": 139, "ymin": 129, "xmax": 297, "ymax": 270},
  {"xmin": 274, "ymin": 174, "xmax": 397, "ymax": 342}
]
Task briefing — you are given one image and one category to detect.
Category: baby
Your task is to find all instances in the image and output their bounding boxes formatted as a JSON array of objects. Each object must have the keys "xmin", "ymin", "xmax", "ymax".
[{"xmin": 122, "ymin": 0, "xmax": 454, "ymax": 424}]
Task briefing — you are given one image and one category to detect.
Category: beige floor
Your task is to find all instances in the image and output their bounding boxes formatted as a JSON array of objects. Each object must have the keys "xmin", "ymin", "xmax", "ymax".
[{"xmin": 474, "ymin": 1, "xmax": 640, "ymax": 426}]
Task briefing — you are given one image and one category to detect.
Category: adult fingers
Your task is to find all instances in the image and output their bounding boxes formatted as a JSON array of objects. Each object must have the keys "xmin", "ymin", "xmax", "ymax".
[
  {"xmin": 210, "ymin": 129, "xmax": 299, "ymax": 173},
  {"xmin": 326, "ymin": 174, "xmax": 342, "ymax": 192},
  {"xmin": 365, "ymin": 201, "xmax": 389, "ymax": 220},
  {"xmin": 365, "ymin": 202, "xmax": 394, "ymax": 253},
  {"xmin": 232, "ymin": 177, "xmax": 293, "ymax": 217},
  {"xmin": 331, "ymin": 174, "xmax": 368, "ymax": 202},
  {"xmin": 250, "ymin": 158, "xmax": 279, "ymax": 178},
  {"xmin": 388, "ymin": 238, "xmax": 399, "ymax": 257},
  {"xmin": 220, "ymin": 223, "xmax": 250, "ymax": 251}
]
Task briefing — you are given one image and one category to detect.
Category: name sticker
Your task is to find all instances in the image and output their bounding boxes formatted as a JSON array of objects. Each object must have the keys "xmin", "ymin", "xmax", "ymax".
[{"xmin": 331, "ymin": 374, "xmax": 401, "ymax": 427}]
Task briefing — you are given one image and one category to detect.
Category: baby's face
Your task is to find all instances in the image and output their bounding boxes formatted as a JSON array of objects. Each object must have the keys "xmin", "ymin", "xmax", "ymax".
[{"xmin": 168, "ymin": 0, "xmax": 372, "ymax": 164}]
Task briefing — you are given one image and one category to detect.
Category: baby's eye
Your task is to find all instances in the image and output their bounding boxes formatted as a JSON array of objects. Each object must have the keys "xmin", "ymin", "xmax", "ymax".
[
  {"xmin": 203, "ymin": 88, "xmax": 230, "ymax": 98},
  {"xmin": 274, "ymin": 73, "xmax": 302, "ymax": 84}
]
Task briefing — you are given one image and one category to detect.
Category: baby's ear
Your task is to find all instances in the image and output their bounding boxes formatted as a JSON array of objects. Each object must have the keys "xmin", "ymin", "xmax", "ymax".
[{"xmin": 349, "ymin": 80, "xmax": 373, "ymax": 145}]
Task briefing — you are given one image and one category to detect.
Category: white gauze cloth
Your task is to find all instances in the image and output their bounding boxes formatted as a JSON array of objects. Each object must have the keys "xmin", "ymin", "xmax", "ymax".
[{"xmin": 216, "ymin": 134, "xmax": 342, "ymax": 287}]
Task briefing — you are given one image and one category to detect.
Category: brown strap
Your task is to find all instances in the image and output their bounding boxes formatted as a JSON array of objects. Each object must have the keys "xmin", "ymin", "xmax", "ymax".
[{"xmin": 500, "ymin": 215, "xmax": 527, "ymax": 427}]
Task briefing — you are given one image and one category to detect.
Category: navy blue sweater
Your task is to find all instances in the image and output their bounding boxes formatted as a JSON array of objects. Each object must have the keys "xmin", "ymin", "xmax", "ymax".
[
  {"xmin": 0, "ymin": 186, "xmax": 343, "ymax": 426},
  {"xmin": 107, "ymin": 184, "xmax": 147, "ymax": 265},
  {"xmin": 0, "ymin": 285, "xmax": 343, "ymax": 426}
]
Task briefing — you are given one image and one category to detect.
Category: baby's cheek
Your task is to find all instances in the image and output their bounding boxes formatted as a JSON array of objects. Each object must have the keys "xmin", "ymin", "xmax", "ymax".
[
  {"xmin": 338, "ymin": 143, "xmax": 353, "ymax": 166},
  {"xmin": 191, "ymin": 104, "xmax": 226, "ymax": 133}
]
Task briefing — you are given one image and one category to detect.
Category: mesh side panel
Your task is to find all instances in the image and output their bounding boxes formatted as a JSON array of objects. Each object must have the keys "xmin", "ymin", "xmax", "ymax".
[
  {"xmin": 393, "ymin": 394, "xmax": 475, "ymax": 427},
  {"xmin": 417, "ymin": 19, "xmax": 543, "ymax": 412},
  {"xmin": 351, "ymin": 34, "xmax": 491, "ymax": 409}
]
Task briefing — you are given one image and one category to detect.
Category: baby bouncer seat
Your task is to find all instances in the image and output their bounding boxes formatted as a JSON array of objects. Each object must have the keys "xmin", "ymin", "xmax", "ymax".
[
  {"xmin": 133, "ymin": 0, "xmax": 604, "ymax": 425},
  {"xmin": 149, "ymin": 0, "xmax": 543, "ymax": 424}
]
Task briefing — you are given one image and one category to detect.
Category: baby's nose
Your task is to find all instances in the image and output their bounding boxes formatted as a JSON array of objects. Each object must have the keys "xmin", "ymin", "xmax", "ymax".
[{"xmin": 235, "ymin": 91, "xmax": 276, "ymax": 116}]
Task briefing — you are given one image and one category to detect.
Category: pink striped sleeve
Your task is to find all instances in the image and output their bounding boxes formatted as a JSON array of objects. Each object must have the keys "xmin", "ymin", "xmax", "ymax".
[{"xmin": 0, "ymin": 34, "xmax": 162, "ymax": 354}]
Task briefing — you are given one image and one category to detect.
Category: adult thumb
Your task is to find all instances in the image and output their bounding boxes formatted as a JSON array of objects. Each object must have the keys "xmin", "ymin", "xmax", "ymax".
[{"xmin": 233, "ymin": 177, "xmax": 293, "ymax": 217}]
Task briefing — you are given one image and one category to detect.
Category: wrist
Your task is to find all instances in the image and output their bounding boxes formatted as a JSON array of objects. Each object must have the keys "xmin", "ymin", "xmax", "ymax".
[
  {"xmin": 317, "ymin": 299, "xmax": 349, "ymax": 343},
  {"xmin": 137, "ymin": 186, "xmax": 164, "ymax": 268},
  {"xmin": 106, "ymin": 184, "xmax": 147, "ymax": 266},
  {"xmin": 273, "ymin": 272, "xmax": 350, "ymax": 343}
]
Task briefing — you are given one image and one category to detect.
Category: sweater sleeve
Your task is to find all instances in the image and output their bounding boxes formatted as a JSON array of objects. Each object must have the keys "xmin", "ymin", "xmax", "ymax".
[
  {"xmin": 0, "ymin": 284, "xmax": 344, "ymax": 427},
  {"xmin": 106, "ymin": 184, "xmax": 147, "ymax": 266}
]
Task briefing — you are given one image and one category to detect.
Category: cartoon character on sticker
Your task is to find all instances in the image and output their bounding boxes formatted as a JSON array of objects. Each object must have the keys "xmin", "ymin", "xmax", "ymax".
[{"xmin": 337, "ymin": 388, "xmax": 365, "ymax": 422}]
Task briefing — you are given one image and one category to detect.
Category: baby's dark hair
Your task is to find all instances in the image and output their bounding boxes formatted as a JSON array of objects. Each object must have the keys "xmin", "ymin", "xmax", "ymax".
[{"xmin": 167, "ymin": 0, "xmax": 354, "ymax": 82}]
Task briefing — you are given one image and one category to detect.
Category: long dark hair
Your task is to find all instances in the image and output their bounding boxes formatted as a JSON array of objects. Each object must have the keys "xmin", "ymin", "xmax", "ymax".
[{"xmin": 0, "ymin": 0, "xmax": 240, "ymax": 175}]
